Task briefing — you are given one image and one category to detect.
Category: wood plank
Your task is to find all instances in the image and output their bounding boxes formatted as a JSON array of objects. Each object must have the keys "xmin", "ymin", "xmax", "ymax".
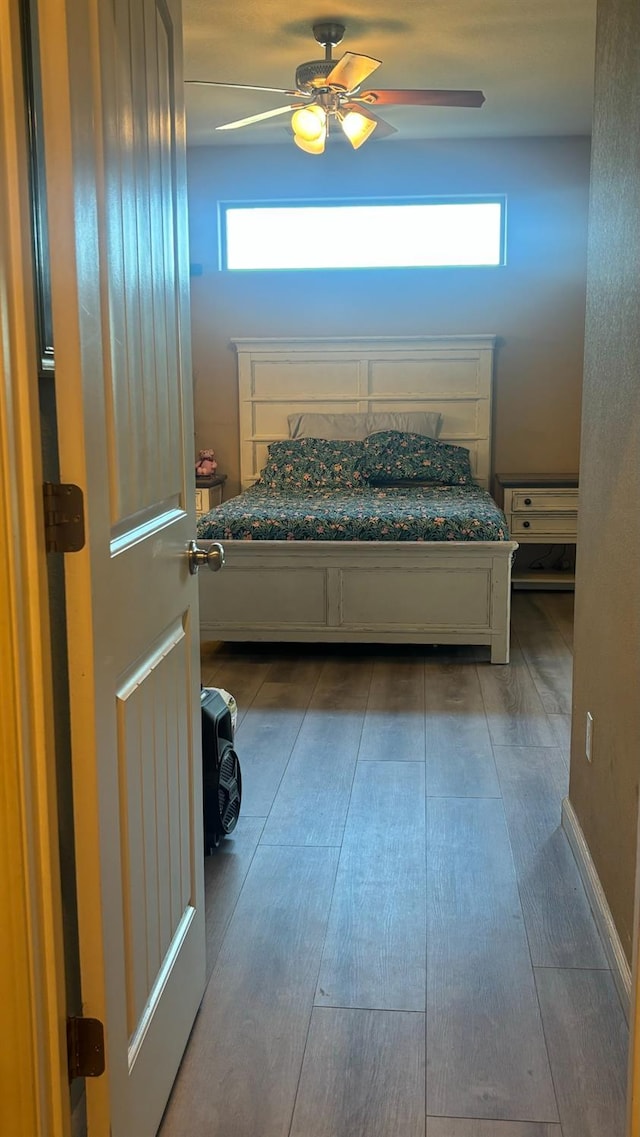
[
  {"xmin": 311, "ymin": 651, "xmax": 374, "ymax": 699},
  {"xmin": 265, "ymin": 650, "xmax": 326, "ymax": 686},
  {"xmin": 426, "ymin": 797, "xmax": 558, "ymax": 1122},
  {"xmin": 204, "ymin": 815, "xmax": 265, "ymax": 979},
  {"xmin": 427, "ymin": 1120, "xmax": 561, "ymax": 1136},
  {"xmin": 510, "ymin": 594, "xmax": 573, "ymax": 714},
  {"xmin": 535, "ymin": 591, "xmax": 574, "ymax": 652},
  {"xmin": 290, "ymin": 1008, "xmax": 425, "ymax": 1137},
  {"xmin": 200, "ymin": 650, "xmax": 272, "ymax": 726},
  {"xmin": 260, "ymin": 658, "xmax": 372, "ymax": 847},
  {"xmin": 316, "ymin": 761, "xmax": 426, "ymax": 1011},
  {"xmin": 159, "ymin": 845, "xmax": 339, "ymax": 1137},
  {"xmin": 233, "ymin": 679, "xmax": 315, "ymax": 815},
  {"xmin": 425, "ymin": 660, "xmax": 500, "ymax": 797},
  {"xmin": 547, "ymin": 714, "xmax": 571, "ymax": 766},
  {"xmin": 199, "ymin": 639, "xmax": 226, "ymax": 683},
  {"xmin": 493, "ymin": 745, "xmax": 607, "ymax": 968},
  {"xmin": 535, "ymin": 967, "xmax": 628, "ymax": 1137},
  {"xmin": 358, "ymin": 654, "xmax": 425, "ymax": 762},
  {"xmin": 476, "ymin": 644, "xmax": 555, "ymax": 747}
]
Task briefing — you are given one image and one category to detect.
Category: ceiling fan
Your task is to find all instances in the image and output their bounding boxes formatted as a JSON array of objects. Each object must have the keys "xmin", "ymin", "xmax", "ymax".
[{"xmin": 185, "ymin": 22, "xmax": 485, "ymax": 154}]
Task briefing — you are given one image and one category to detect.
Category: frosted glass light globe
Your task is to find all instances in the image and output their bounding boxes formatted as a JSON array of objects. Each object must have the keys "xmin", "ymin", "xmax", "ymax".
[{"xmin": 291, "ymin": 105, "xmax": 326, "ymax": 142}]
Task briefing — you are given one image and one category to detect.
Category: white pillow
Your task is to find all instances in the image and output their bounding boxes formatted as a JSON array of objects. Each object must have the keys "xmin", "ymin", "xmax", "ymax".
[
  {"xmin": 288, "ymin": 412, "xmax": 370, "ymax": 440},
  {"xmin": 365, "ymin": 411, "xmax": 443, "ymax": 438},
  {"xmin": 288, "ymin": 410, "xmax": 443, "ymax": 440}
]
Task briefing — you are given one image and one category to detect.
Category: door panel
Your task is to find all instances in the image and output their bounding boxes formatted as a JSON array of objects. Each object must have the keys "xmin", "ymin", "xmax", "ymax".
[
  {"xmin": 116, "ymin": 618, "xmax": 195, "ymax": 1039},
  {"xmin": 37, "ymin": 0, "xmax": 204, "ymax": 1133},
  {"xmin": 107, "ymin": 0, "xmax": 184, "ymax": 517}
]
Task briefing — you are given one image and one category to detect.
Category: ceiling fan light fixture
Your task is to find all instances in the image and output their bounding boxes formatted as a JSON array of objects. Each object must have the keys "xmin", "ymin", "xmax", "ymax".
[
  {"xmin": 291, "ymin": 104, "xmax": 326, "ymax": 142},
  {"xmin": 294, "ymin": 132, "xmax": 326, "ymax": 155},
  {"xmin": 338, "ymin": 109, "xmax": 377, "ymax": 149}
]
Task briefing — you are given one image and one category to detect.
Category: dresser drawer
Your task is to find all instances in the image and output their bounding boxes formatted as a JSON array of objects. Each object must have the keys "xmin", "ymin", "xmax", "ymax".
[
  {"xmin": 510, "ymin": 513, "xmax": 578, "ymax": 539},
  {"xmin": 510, "ymin": 488, "xmax": 579, "ymax": 513},
  {"xmin": 195, "ymin": 481, "xmax": 225, "ymax": 516}
]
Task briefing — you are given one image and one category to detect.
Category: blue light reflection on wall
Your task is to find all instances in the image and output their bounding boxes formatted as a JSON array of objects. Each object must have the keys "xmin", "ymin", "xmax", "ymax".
[{"xmin": 224, "ymin": 200, "xmax": 504, "ymax": 271}]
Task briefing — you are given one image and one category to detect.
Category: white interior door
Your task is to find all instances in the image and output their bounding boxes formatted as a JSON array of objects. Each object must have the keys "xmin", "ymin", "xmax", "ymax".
[{"xmin": 37, "ymin": 1, "xmax": 205, "ymax": 1133}]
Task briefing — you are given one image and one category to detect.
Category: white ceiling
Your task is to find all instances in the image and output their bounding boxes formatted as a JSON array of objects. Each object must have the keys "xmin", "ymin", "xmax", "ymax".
[{"xmin": 183, "ymin": 0, "xmax": 597, "ymax": 147}]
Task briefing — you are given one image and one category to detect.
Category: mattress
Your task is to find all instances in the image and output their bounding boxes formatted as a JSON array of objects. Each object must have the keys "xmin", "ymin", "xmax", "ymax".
[{"xmin": 196, "ymin": 484, "xmax": 509, "ymax": 543}]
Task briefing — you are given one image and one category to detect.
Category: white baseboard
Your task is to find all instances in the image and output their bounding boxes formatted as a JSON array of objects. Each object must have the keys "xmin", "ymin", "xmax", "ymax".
[{"xmin": 562, "ymin": 796, "xmax": 632, "ymax": 1019}]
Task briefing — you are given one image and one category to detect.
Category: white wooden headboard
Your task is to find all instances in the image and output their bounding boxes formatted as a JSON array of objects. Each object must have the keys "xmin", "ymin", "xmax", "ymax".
[{"xmin": 232, "ymin": 335, "xmax": 497, "ymax": 490}]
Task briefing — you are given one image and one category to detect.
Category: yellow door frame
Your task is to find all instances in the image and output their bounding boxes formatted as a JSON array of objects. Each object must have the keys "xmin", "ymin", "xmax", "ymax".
[
  {"xmin": 4, "ymin": 0, "xmax": 640, "ymax": 1134},
  {"xmin": 0, "ymin": 2, "xmax": 70, "ymax": 1134}
]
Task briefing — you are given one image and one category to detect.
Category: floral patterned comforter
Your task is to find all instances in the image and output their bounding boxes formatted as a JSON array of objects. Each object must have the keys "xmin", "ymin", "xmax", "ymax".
[{"xmin": 196, "ymin": 484, "xmax": 509, "ymax": 543}]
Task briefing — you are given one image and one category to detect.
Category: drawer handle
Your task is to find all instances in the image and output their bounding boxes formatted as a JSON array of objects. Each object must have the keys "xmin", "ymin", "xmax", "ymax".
[
  {"xmin": 523, "ymin": 521, "xmax": 531, "ymax": 528},
  {"xmin": 524, "ymin": 497, "xmax": 532, "ymax": 505}
]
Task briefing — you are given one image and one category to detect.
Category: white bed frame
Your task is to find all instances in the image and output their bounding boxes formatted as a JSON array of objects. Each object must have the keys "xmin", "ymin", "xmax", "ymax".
[{"xmin": 198, "ymin": 336, "xmax": 517, "ymax": 663}]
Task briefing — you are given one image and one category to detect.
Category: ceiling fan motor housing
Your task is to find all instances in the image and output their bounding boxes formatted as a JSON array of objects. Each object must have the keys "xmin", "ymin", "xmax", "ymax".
[
  {"xmin": 296, "ymin": 21, "xmax": 347, "ymax": 90},
  {"xmin": 295, "ymin": 59, "xmax": 337, "ymax": 91}
]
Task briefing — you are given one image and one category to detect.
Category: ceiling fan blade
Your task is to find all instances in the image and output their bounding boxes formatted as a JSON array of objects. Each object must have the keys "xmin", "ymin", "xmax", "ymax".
[
  {"xmin": 357, "ymin": 88, "xmax": 486, "ymax": 108},
  {"xmin": 216, "ymin": 104, "xmax": 304, "ymax": 131},
  {"xmin": 325, "ymin": 51, "xmax": 382, "ymax": 92},
  {"xmin": 186, "ymin": 80, "xmax": 306, "ymax": 97},
  {"xmin": 343, "ymin": 102, "xmax": 397, "ymax": 139}
]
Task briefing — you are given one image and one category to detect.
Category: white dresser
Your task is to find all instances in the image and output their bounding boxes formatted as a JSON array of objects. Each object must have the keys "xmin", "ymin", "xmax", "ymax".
[{"xmin": 494, "ymin": 473, "xmax": 579, "ymax": 589}]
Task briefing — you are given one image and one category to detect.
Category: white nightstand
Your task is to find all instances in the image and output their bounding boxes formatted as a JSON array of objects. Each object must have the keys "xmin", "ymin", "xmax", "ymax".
[
  {"xmin": 494, "ymin": 473, "xmax": 579, "ymax": 589},
  {"xmin": 195, "ymin": 474, "xmax": 226, "ymax": 517}
]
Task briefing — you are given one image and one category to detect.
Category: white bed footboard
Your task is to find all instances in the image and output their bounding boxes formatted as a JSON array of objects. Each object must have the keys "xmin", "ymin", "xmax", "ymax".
[{"xmin": 198, "ymin": 540, "xmax": 517, "ymax": 664}]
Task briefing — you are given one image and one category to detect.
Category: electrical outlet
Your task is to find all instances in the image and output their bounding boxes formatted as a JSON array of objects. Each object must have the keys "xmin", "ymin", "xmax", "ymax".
[{"xmin": 586, "ymin": 712, "xmax": 593, "ymax": 762}]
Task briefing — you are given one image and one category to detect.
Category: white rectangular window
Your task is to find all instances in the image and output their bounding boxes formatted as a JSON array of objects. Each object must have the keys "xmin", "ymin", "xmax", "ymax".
[{"xmin": 221, "ymin": 199, "xmax": 505, "ymax": 271}]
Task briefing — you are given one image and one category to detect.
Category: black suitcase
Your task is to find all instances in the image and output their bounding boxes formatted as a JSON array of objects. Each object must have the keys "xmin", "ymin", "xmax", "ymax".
[{"xmin": 200, "ymin": 688, "xmax": 242, "ymax": 852}]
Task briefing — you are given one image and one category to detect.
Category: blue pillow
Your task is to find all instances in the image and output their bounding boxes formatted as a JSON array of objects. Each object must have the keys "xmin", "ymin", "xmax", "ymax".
[
  {"xmin": 363, "ymin": 431, "xmax": 474, "ymax": 484},
  {"xmin": 257, "ymin": 438, "xmax": 367, "ymax": 489}
]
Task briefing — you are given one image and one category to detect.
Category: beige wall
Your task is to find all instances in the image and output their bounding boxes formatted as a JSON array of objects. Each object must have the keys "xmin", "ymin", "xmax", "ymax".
[
  {"xmin": 569, "ymin": 0, "xmax": 640, "ymax": 964},
  {"xmin": 187, "ymin": 136, "xmax": 590, "ymax": 495}
]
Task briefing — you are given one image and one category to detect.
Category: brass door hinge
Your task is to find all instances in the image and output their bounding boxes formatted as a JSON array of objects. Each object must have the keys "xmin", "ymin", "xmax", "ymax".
[
  {"xmin": 67, "ymin": 1016, "xmax": 105, "ymax": 1080},
  {"xmin": 43, "ymin": 482, "xmax": 85, "ymax": 552}
]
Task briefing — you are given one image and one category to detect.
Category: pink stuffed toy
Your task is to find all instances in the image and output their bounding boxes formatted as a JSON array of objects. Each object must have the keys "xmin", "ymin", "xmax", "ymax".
[{"xmin": 195, "ymin": 448, "xmax": 218, "ymax": 477}]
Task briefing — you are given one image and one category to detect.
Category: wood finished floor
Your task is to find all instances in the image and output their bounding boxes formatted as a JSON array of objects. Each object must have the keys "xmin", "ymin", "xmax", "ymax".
[{"xmin": 160, "ymin": 592, "xmax": 628, "ymax": 1137}]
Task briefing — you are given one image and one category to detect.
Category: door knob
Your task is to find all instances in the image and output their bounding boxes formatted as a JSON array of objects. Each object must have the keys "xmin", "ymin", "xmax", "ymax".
[{"xmin": 188, "ymin": 539, "xmax": 225, "ymax": 574}]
